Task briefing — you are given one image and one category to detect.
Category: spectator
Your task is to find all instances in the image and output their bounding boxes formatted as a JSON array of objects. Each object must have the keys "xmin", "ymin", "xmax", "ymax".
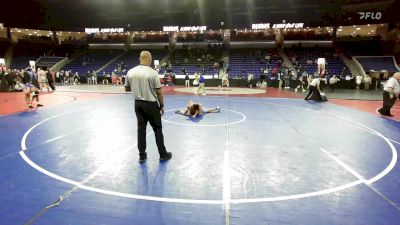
[
  {"xmin": 47, "ymin": 69, "xmax": 55, "ymax": 91},
  {"xmin": 184, "ymin": 73, "xmax": 190, "ymax": 87},
  {"xmin": 364, "ymin": 74, "xmax": 372, "ymax": 91},
  {"xmin": 74, "ymin": 72, "xmax": 81, "ymax": 85},
  {"xmin": 329, "ymin": 75, "xmax": 339, "ymax": 91},
  {"xmin": 86, "ymin": 71, "xmax": 92, "ymax": 84},
  {"xmin": 356, "ymin": 74, "xmax": 363, "ymax": 89},
  {"xmin": 103, "ymin": 73, "xmax": 110, "ymax": 85},
  {"xmin": 37, "ymin": 68, "xmax": 49, "ymax": 92},
  {"xmin": 92, "ymin": 71, "xmax": 98, "ymax": 84}
]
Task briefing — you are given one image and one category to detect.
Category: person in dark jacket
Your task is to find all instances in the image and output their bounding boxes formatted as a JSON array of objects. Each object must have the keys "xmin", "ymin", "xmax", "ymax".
[{"xmin": 47, "ymin": 69, "xmax": 56, "ymax": 90}]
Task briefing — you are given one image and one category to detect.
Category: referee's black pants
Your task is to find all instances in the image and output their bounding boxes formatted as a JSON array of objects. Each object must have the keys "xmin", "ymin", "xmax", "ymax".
[
  {"xmin": 305, "ymin": 85, "xmax": 321, "ymax": 101},
  {"xmin": 135, "ymin": 100, "xmax": 167, "ymax": 157},
  {"xmin": 378, "ymin": 91, "xmax": 397, "ymax": 116}
]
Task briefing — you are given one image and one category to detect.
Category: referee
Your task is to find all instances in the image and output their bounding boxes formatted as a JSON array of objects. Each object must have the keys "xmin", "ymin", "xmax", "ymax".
[
  {"xmin": 377, "ymin": 72, "xmax": 400, "ymax": 117},
  {"xmin": 125, "ymin": 51, "xmax": 172, "ymax": 163}
]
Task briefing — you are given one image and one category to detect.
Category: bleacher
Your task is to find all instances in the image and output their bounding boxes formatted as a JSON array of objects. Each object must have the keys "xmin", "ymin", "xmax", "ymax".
[
  {"xmin": 100, "ymin": 49, "xmax": 168, "ymax": 75},
  {"xmin": 285, "ymin": 48, "xmax": 349, "ymax": 76},
  {"xmin": 228, "ymin": 48, "xmax": 278, "ymax": 78},
  {"xmin": 11, "ymin": 56, "xmax": 38, "ymax": 70},
  {"xmin": 36, "ymin": 56, "xmax": 66, "ymax": 68},
  {"xmin": 61, "ymin": 50, "xmax": 123, "ymax": 75},
  {"xmin": 11, "ymin": 41, "xmax": 53, "ymax": 70},
  {"xmin": 355, "ymin": 56, "xmax": 400, "ymax": 73},
  {"xmin": 169, "ymin": 47, "xmax": 223, "ymax": 75}
]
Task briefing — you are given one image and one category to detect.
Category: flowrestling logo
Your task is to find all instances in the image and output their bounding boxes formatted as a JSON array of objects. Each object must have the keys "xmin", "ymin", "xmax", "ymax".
[{"xmin": 358, "ymin": 12, "xmax": 382, "ymax": 20}]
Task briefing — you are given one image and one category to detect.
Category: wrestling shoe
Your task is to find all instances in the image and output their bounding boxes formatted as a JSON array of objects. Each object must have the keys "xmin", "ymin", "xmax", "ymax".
[{"xmin": 37, "ymin": 104, "xmax": 44, "ymax": 107}]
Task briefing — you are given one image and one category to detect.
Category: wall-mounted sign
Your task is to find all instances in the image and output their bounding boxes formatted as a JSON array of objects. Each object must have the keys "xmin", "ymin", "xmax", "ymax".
[
  {"xmin": 358, "ymin": 12, "xmax": 382, "ymax": 20},
  {"xmin": 85, "ymin": 28, "xmax": 124, "ymax": 34},
  {"xmin": 180, "ymin": 26, "xmax": 207, "ymax": 32},
  {"xmin": 252, "ymin": 23, "xmax": 271, "ymax": 29},
  {"xmin": 251, "ymin": 23, "xmax": 304, "ymax": 29},
  {"xmin": 163, "ymin": 26, "xmax": 179, "ymax": 32},
  {"xmin": 163, "ymin": 26, "xmax": 207, "ymax": 32},
  {"xmin": 273, "ymin": 23, "xmax": 304, "ymax": 29}
]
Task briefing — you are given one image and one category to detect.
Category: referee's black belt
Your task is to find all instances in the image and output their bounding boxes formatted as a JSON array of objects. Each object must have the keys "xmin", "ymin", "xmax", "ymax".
[{"xmin": 135, "ymin": 99, "xmax": 156, "ymax": 103}]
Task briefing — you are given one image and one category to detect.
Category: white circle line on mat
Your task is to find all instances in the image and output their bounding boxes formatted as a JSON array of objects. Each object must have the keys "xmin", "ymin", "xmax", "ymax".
[{"xmin": 19, "ymin": 99, "xmax": 397, "ymax": 204}]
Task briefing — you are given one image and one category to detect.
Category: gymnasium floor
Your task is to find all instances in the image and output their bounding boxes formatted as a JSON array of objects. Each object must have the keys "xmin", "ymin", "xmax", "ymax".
[{"xmin": 1, "ymin": 85, "xmax": 400, "ymax": 225}]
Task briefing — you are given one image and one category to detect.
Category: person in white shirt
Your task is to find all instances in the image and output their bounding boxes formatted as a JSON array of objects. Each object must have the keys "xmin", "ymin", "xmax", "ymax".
[
  {"xmin": 247, "ymin": 72, "xmax": 254, "ymax": 88},
  {"xmin": 356, "ymin": 74, "xmax": 363, "ymax": 89},
  {"xmin": 221, "ymin": 73, "xmax": 229, "ymax": 87},
  {"xmin": 364, "ymin": 74, "xmax": 372, "ymax": 91},
  {"xmin": 377, "ymin": 72, "xmax": 400, "ymax": 116},
  {"xmin": 92, "ymin": 71, "xmax": 98, "ymax": 84},
  {"xmin": 37, "ymin": 68, "xmax": 49, "ymax": 92},
  {"xmin": 329, "ymin": 75, "xmax": 339, "ymax": 91},
  {"xmin": 305, "ymin": 76, "xmax": 324, "ymax": 101},
  {"xmin": 102, "ymin": 73, "xmax": 110, "ymax": 84}
]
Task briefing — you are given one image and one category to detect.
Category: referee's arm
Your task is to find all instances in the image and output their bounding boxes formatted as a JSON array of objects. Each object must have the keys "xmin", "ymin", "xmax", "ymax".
[
  {"xmin": 154, "ymin": 74, "xmax": 164, "ymax": 115},
  {"xmin": 124, "ymin": 75, "xmax": 131, "ymax": 92}
]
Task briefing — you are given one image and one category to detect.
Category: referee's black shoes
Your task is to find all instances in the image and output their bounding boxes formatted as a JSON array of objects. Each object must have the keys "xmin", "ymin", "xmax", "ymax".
[
  {"xmin": 160, "ymin": 152, "xmax": 172, "ymax": 162},
  {"xmin": 139, "ymin": 155, "xmax": 147, "ymax": 163}
]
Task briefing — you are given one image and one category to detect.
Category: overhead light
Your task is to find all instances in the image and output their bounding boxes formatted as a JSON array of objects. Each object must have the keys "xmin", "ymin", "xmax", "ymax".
[
  {"xmin": 339, "ymin": 26, "xmax": 342, "ymax": 28},
  {"xmin": 29, "ymin": 33, "xmax": 32, "ymax": 36},
  {"xmin": 367, "ymin": 24, "xmax": 370, "ymax": 26},
  {"xmin": 338, "ymin": 29, "xmax": 342, "ymax": 31},
  {"xmin": 356, "ymin": 28, "xmax": 361, "ymax": 30},
  {"xmin": 353, "ymin": 25, "xmax": 356, "ymax": 27}
]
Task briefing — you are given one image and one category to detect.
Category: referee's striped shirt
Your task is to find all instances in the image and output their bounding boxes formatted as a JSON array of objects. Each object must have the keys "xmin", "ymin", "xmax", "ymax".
[{"xmin": 125, "ymin": 65, "xmax": 161, "ymax": 102}]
